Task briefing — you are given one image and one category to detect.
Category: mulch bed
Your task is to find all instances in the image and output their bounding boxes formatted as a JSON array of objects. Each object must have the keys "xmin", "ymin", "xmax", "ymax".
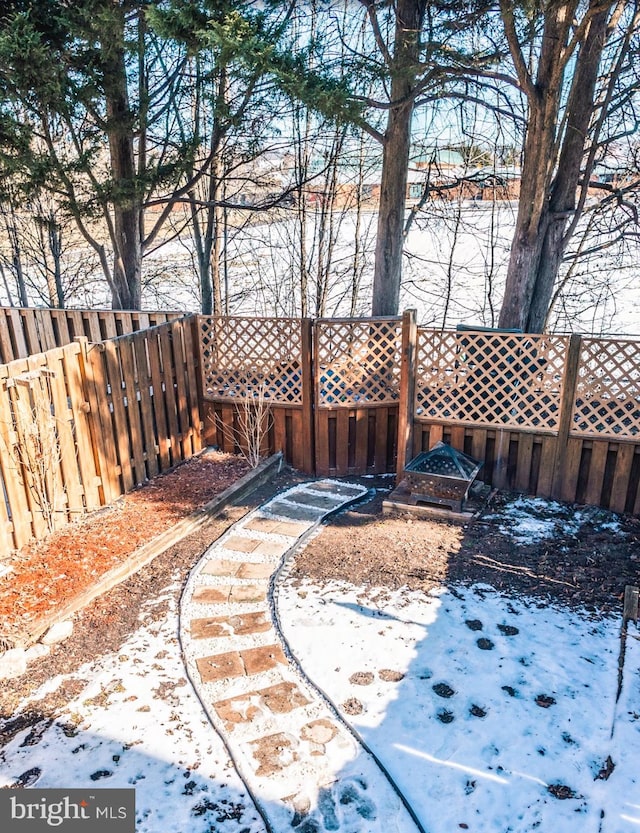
[{"xmin": 0, "ymin": 450, "xmax": 250, "ymax": 646}]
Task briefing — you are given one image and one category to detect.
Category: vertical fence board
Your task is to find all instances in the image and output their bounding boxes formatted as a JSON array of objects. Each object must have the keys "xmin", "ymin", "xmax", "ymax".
[
  {"xmin": 583, "ymin": 441, "xmax": 609, "ymax": 507},
  {"xmin": 147, "ymin": 330, "xmax": 171, "ymax": 470},
  {"xmin": 83, "ymin": 311, "xmax": 103, "ymax": 343},
  {"xmin": 397, "ymin": 309, "xmax": 418, "ymax": 478},
  {"xmin": 99, "ymin": 312, "xmax": 118, "ymax": 340},
  {"xmin": 336, "ymin": 409, "xmax": 349, "ymax": 473},
  {"xmin": 50, "ymin": 310, "xmax": 71, "ymax": 347},
  {"xmin": 103, "ymin": 339, "xmax": 134, "ymax": 492},
  {"xmin": 46, "ymin": 348, "xmax": 85, "ymax": 518},
  {"xmin": 535, "ymin": 437, "xmax": 557, "ymax": 497},
  {"xmin": 610, "ymin": 444, "xmax": 636, "ymax": 514},
  {"xmin": 560, "ymin": 438, "xmax": 584, "ymax": 503},
  {"xmin": 133, "ymin": 335, "xmax": 159, "ymax": 479},
  {"xmin": 354, "ymin": 409, "xmax": 369, "ymax": 471},
  {"xmin": 289, "ymin": 409, "xmax": 304, "ymax": 470},
  {"xmin": 35, "ymin": 309, "xmax": 57, "ymax": 351},
  {"xmin": 493, "ymin": 429, "xmax": 511, "ymax": 489},
  {"xmin": 450, "ymin": 425, "xmax": 465, "ymax": 452},
  {"xmin": 0, "ymin": 313, "xmax": 14, "ymax": 363},
  {"xmin": 119, "ymin": 337, "xmax": 146, "ymax": 486},
  {"xmin": 8, "ymin": 308, "xmax": 28, "ymax": 358},
  {"xmin": 515, "ymin": 434, "xmax": 534, "ymax": 492},
  {"xmin": 0, "ymin": 368, "xmax": 33, "ymax": 548},
  {"xmin": 159, "ymin": 327, "xmax": 181, "ymax": 466},
  {"xmin": 471, "ymin": 429, "xmax": 487, "ymax": 468},
  {"xmin": 21, "ymin": 310, "xmax": 40, "ymax": 355},
  {"xmin": 219, "ymin": 404, "xmax": 236, "ymax": 454},
  {"xmin": 273, "ymin": 407, "xmax": 287, "ymax": 456},
  {"xmin": 181, "ymin": 316, "xmax": 202, "ymax": 456},
  {"xmin": 170, "ymin": 321, "xmax": 192, "ymax": 460},
  {"xmin": 316, "ymin": 412, "xmax": 330, "ymax": 476},
  {"xmin": 372, "ymin": 408, "xmax": 388, "ymax": 473}
]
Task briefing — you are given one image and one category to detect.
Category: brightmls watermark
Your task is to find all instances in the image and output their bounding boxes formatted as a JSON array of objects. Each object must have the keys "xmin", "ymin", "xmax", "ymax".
[{"xmin": 0, "ymin": 789, "xmax": 135, "ymax": 831}]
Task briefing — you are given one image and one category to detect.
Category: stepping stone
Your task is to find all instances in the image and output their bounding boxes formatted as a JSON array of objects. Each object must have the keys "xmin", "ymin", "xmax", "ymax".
[
  {"xmin": 249, "ymin": 732, "xmax": 298, "ymax": 777},
  {"xmin": 224, "ymin": 536, "xmax": 261, "ymax": 553},
  {"xmin": 191, "ymin": 586, "xmax": 230, "ymax": 605},
  {"xmin": 237, "ymin": 562, "xmax": 273, "ymax": 580},
  {"xmin": 253, "ymin": 539, "xmax": 291, "ymax": 558},
  {"xmin": 214, "ymin": 681, "xmax": 311, "ymax": 728},
  {"xmin": 266, "ymin": 501, "xmax": 325, "ymax": 521},
  {"xmin": 289, "ymin": 492, "xmax": 345, "ymax": 509},
  {"xmin": 190, "ymin": 611, "xmax": 271, "ymax": 639},
  {"xmin": 196, "ymin": 650, "xmax": 245, "ymax": 683},
  {"xmin": 244, "ymin": 517, "xmax": 310, "ymax": 537},
  {"xmin": 311, "ymin": 481, "xmax": 366, "ymax": 496},
  {"xmin": 202, "ymin": 559, "xmax": 242, "ymax": 577},
  {"xmin": 191, "ymin": 584, "xmax": 268, "ymax": 605},
  {"xmin": 195, "ymin": 644, "xmax": 288, "ymax": 684},
  {"xmin": 241, "ymin": 644, "xmax": 288, "ymax": 675},
  {"xmin": 229, "ymin": 584, "xmax": 267, "ymax": 604}
]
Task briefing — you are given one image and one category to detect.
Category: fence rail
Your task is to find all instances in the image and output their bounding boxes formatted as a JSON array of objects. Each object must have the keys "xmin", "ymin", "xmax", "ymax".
[
  {"xmin": 1, "ymin": 316, "xmax": 202, "ymax": 552},
  {"xmin": 0, "ymin": 306, "xmax": 182, "ymax": 364}
]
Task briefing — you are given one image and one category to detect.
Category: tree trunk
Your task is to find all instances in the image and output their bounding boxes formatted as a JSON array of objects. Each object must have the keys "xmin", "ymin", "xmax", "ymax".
[
  {"xmin": 104, "ymin": 9, "xmax": 142, "ymax": 310},
  {"xmin": 371, "ymin": 0, "xmax": 426, "ymax": 317},
  {"xmin": 47, "ymin": 213, "xmax": 65, "ymax": 308},
  {"xmin": 499, "ymin": 2, "xmax": 613, "ymax": 332}
]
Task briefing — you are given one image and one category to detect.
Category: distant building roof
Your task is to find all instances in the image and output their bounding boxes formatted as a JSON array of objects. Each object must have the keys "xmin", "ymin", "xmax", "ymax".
[{"xmin": 411, "ymin": 148, "xmax": 465, "ymax": 167}]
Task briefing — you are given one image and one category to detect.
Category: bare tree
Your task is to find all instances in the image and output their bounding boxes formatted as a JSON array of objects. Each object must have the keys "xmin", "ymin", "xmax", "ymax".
[{"xmin": 497, "ymin": 0, "xmax": 640, "ymax": 331}]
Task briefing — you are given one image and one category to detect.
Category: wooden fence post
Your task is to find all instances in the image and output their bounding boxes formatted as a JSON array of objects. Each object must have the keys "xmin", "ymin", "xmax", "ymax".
[
  {"xmin": 396, "ymin": 309, "xmax": 418, "ymax": 483},
  {"xmin": 301, "ymin": 318, "xmax": 315, "ymax": 474},
  {"xmin": 551, "ymin": 333, "xmax": 582, "ymax": 499}
]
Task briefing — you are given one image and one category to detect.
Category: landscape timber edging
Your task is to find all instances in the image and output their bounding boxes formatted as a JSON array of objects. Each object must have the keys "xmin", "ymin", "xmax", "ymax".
[{"xmin": 18, "ymin": 451, "xmax": 284, "ymax": 649}]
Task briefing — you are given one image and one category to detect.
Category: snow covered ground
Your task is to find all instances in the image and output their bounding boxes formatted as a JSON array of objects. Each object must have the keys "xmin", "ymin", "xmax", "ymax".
[
  {"xmin": 0, "ymin": 497, "xmax": 638, "ymax": 832},
  {"xmin": 0, "ymin": 579, "xmax": 266, "ymax": 833},
  {"xmin": 138, "ymin": 203, "xmax": 640, "ymax": 336},
  {"xmin": 279, "ymin": 579, "xmax": 638, "ymax": 833}
]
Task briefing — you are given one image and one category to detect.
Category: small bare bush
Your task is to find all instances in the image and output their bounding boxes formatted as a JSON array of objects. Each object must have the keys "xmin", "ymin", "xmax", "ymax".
[
  {"xmin": 2, "ymin": 380, "xmax": 64, "ymax": 533},
  {"xmin": 234, "ymin": 383, "xmax": 273, "ymax": 468}
]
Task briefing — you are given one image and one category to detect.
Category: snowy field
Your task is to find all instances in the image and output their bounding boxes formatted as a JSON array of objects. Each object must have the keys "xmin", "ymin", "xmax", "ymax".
[
  {"xmin": 139, "ymin": 203, "xmax": 640, "ymax": 336},
  {"xmin": 0, "ymin": 496, "xmax": 638, "ymax": 832}
]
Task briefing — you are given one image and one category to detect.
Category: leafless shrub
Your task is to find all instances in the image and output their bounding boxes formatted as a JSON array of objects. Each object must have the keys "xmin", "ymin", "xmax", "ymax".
[
  {"xmin": 233, "ymin": 383, "xmax": 273, "ymax": 468},
  {"xmin": 2, "ymin": 376, "xmax": 65, "ymax": 533}
]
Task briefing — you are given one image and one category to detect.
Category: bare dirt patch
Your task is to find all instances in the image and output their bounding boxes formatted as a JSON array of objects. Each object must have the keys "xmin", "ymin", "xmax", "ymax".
[{"xmin": 291, "ymin": 486, "xmax": 640, "ymax": 614}]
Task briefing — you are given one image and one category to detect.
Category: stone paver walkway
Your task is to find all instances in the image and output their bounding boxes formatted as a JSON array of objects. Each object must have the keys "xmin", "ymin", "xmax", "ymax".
[{"xmin": 180, "ymin": 481, "xmax": 423, "ymax": 833}]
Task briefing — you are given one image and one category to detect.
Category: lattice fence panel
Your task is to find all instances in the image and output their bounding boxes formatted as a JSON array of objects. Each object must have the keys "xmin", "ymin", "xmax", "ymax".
[
  {"xmin": 200, "ymin": 316, "xmax": 303, "ymax": 403},
  {"xmin": 572, "ymin": 337, "xmax": 640, "ymax": 438},
  {"xmin": 415, "ymin": 329, "xmax": 569, "ymax": 431},
  {"xmin": 316, "ymin": 318, "xmax": 402, "ymax": 407}
]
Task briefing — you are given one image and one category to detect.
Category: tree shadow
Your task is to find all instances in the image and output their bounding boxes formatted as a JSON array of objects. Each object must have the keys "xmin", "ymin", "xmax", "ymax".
[
  {"xmin": 0, "ymin": 714, "xmax": 268, "ymax": 833},
  {"xmin": 278, "ymin": 508, "xmax": 633, "ymax": 833}
]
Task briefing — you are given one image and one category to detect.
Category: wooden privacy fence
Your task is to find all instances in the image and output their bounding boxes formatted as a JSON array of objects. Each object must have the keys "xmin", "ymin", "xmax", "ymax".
[
  {"xmin": 200, "ymin": 312, "xmax": 640, "ymax": 515},
  {"xmin": 199, "ymin": 315, "xmax": 401, "ymax": 476},
  {"xmin": 399, "ymin": 312, "xmax": 640, "ymax": 514},
  {"xmin": 0, "ymin": 306, "xmax": 182, "ymax": 364},
  {"xmin": 0, "ymin": 317, "xmax": 202, "ymax": 552}
]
